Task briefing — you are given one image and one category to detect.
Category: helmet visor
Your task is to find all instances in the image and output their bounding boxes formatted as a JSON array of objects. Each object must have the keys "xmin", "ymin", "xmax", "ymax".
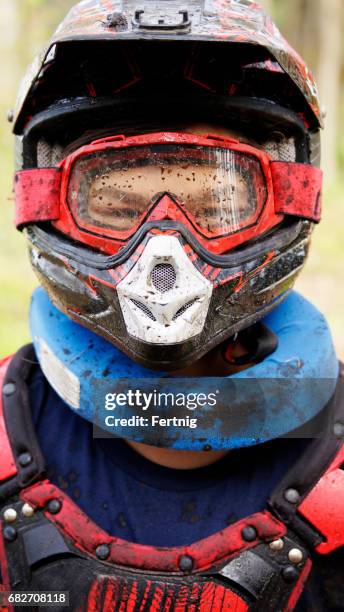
[{"xmin": 68, "ymin": 144, "xmax": 267, "ymax": 238}]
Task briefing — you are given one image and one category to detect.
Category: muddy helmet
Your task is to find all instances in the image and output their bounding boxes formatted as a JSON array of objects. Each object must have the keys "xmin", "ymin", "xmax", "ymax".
[{"xmin": 13, "ymin": 0, "xmax": 323, "ymax": 370}]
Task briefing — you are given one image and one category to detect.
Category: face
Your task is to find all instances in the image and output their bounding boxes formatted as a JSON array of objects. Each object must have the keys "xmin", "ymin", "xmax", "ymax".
[{"xmin": 77, "ymin": 123, "xmax": 262, "ymax": 235}]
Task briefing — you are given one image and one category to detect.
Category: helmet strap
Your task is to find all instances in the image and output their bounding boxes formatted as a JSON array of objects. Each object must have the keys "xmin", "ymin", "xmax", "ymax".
[{"xmin": 223, "ymin": 323, "xmax": 278, "ymax": 366}]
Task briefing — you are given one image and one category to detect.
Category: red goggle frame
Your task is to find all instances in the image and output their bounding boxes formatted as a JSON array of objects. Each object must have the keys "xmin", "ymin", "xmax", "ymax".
[{"xmin": 14, "ymin": 132, "xmax": 322, "ymax": 256}]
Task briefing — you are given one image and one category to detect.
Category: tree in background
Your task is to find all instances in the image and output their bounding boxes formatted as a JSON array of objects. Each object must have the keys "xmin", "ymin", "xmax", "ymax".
[
  {"xmin": 261, "ymin": 0, "xmax": 343, "ymax": 183},
  {"xmin": 317, "ymin": 0, "xmax": 342, "ymax": 181}
]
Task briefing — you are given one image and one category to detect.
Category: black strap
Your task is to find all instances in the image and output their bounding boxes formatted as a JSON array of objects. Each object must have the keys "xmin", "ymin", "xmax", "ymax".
[
  {"xmin": 0, "ymin": 344, "xmax": 46, "ymax": 501},
  {"xmin": 223, "ymin": 322, "xmax": 278, "ymax": 366}
]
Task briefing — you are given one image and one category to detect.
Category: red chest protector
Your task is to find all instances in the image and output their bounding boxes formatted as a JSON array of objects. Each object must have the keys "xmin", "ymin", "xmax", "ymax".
[{"xmin": 0, "ymin": 347, "xmax": 343, "ymax": 612}]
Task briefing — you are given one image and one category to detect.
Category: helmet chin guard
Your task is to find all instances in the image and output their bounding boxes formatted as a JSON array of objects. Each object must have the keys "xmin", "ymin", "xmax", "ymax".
[
  {"xmin": 117, "ymin": 235, "xmax": 212, "ymax": 344},
  {"xmin": 26, "ymin": 216, "xmax": 311, "ymax": 370}
]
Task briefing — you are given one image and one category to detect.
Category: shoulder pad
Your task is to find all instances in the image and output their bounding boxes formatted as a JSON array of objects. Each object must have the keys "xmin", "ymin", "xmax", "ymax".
[{"xmin": 299, "ymin": 444, "xmax": 344, "ymax": 554}]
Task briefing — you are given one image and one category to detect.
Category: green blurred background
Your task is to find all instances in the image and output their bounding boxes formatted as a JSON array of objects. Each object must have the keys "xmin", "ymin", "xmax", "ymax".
[{"xmin": 0, "ymin": 0, "xmax": 343, "ymax": 357}]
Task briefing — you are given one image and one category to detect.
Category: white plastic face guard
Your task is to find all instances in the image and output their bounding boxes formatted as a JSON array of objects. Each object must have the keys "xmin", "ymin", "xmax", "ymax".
[{"xmin": 117, "ymin": 235, "xmax": 213, "ymax": 344}]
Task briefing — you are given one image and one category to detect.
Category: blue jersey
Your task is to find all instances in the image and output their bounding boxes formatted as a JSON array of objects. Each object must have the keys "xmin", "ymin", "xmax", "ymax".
[{"xmin": 29, "ymin": 365, "xmax": 309, "ymax": 546}]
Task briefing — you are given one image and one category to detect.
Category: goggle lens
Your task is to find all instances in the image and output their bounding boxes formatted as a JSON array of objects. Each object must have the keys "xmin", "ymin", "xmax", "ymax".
[{"xmin": 68, "ymin": 144, "xmax": 267, "ymax": 237}]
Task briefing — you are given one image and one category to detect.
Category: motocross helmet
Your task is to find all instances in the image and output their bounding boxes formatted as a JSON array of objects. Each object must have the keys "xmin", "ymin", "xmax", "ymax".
[{"xmin": 13, "ymin": 0, "xmax": 323, "ymax": 371}]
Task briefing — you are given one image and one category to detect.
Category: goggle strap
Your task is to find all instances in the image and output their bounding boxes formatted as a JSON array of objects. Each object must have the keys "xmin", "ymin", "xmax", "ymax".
[
  {"xmin": 14, "ymin": 168, "xmax": 61, "ymax": 229},
  {"xmin": 14, "ymin": 161, "xmax": 322, "ymax": 230},
  {"xmin": 271, "ymin": 162, "xmax": 322, "ymax": 223}
]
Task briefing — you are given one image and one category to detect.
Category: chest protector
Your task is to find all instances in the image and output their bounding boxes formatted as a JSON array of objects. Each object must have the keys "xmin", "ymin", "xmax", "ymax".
[{"xmin": 0, "ymin": 347, "xmax": 343, "ymax": 611}]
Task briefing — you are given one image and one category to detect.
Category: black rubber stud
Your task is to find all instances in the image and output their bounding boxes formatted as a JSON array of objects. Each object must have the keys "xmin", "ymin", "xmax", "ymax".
[
  {"xmin": 3, "ymin": 526, "xmax": 17, "ymax": 542},
  {"xmin": 284, "ymin": 488, "xmax": 301, "ymax": 504},
  {"xmin": 241, "ymin": 526, "xmax": 258, "ymax": 542},
  {"xmin": 3, "ymin": 383, "xmax": 16, "ymax": 397},
  {"xmin": 334, "ymin": 423, "xmax": 344, "ymax": 439},
  {"xmin": 282, "ymin": 566, "xmax": 299, "ymax": 583},
  {"xmin": 179, "ymin": 555, "xmax": 194, "ymax": 572},
  {"xmin": 18, "ymin": 452, "xmax": 33, "ymax": 467},
  {"xmin": 96, "ymin": 544, "xmax": 110, "ymax": 560},
  {"xmin": 46, "ymin": 499, "xmax": 62, "ymax": 514}
]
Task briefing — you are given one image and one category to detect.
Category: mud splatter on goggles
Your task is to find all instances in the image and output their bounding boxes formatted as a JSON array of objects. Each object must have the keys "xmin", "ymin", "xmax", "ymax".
[{"xmin": 15, "ymin": 132, "xmax": 322, "ymax": 256}]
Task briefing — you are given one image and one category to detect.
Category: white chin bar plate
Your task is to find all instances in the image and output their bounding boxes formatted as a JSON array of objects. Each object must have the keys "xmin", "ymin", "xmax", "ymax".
[{"xmin": 117, "ymin": 235, "xmax": 212, "ymax": 344}]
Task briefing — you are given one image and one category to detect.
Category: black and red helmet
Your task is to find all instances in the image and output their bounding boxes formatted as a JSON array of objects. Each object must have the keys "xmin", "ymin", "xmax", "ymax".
[{"xmin": 13, "ymin": 0, "xmax": 323, "ymax": 370}]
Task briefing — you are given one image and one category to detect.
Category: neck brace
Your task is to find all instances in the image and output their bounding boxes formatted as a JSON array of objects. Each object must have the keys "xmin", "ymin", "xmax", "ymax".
[{"xmin": 30, "ymin": 287, "xmax": 339, "ymax": 450}]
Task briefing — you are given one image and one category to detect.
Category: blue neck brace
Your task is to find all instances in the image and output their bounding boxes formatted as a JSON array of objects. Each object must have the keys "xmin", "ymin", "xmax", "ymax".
[{"xmin": 30, "ymin": 288, "xmax": 339, "ymax": 450}]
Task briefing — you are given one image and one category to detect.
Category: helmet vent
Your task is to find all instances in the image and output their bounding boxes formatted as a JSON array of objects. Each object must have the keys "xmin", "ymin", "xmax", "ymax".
[
  {"xmin": 263, "ymin": 135, "xmax": 296, "ymax": 162},
  {"xmin": 151, "ymin": 264, "xmax": 176, "ymax": 293},
  {"xmin": 37, "ymin": 139, "xmax": 63, "ymax": 168},
  {"xmin": 173, "ymin": 299, "xmax": 198, "ymax": 320},
  {"xmin": 130, "ymin": 299, "xmax": 156, "ymax": 321}
]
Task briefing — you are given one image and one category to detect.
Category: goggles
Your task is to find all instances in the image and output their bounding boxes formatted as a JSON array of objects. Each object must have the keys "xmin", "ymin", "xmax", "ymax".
[{"xmin": 15, "ymin": 132, "xmax": 322, "ymax": 256}]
